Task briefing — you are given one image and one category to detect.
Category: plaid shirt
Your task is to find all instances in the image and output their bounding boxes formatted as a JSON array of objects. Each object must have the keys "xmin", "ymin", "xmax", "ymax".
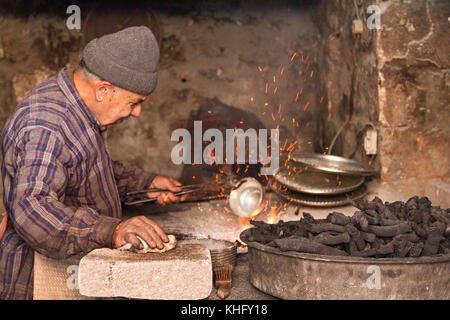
[{"xmin": 0, "ymin": 68, "xmax": 155, "ymax": 299}]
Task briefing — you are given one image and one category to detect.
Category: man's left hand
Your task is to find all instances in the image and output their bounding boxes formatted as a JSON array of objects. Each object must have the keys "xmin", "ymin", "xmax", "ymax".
[{"xmin": 146, "ymin": 175, "xmax": 187, "ymax": 206}]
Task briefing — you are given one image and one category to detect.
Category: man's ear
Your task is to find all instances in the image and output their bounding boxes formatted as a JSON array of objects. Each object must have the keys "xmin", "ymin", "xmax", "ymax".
[{"xmin": 95, "ymin": 81, "xmax": 113, "ymax": 102}]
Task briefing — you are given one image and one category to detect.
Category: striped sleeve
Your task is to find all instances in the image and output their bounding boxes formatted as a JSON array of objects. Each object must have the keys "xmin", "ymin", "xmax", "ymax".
[
  {"xmin": 111, "ymin": 160, "xmax": 156, "ymax": 199},
  {"xmin": 10, "ymin": 126, "xmax": 121, "ymax": 259}
]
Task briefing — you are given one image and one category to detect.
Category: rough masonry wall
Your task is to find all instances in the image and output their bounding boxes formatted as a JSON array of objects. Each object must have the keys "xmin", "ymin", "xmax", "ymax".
[
  {"xmin": 316, "ymin": 0, "xmax": 380, "ymax": 166},
  {"xmin": 376, "ymin": 0, "xmax": 450, "ymax": 195},
  {"xmin": 317, "ymin": 0, "xmax": 449, "ymax": 196}
]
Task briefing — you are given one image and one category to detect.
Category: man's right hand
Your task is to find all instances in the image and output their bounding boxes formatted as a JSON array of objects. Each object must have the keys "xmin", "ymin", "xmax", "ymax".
[{"xmin": 112, "ymin": 216, "xmax": 168, "ymax": 250}]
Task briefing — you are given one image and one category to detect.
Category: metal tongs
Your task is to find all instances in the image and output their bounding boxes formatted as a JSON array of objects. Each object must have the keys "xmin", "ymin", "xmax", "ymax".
[
  {"xmin": 123, "ymin": 176, "xmax": 266, "ymax": 219},
  {"xmin": 124, "ymin": 184, "xmax": 202, "ymax": 205}
]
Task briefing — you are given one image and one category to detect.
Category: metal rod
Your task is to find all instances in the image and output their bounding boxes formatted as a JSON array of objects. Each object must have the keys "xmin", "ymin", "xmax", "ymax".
[
  {"xmin": 124, "ymin": 188, "xmax": 200, "ymax": 205},
  {"xmin": 125, "ymin": 184, "xmax": 201, "ymax": 196}
]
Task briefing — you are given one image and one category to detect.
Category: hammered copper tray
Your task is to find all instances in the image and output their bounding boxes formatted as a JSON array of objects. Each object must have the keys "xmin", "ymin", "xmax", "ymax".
[
  {"xmin": 287, "ymin": 153, "xmax": 377, "ymax": 176},
  {"xmin": 270, "ymin": 181, "xmax": 368, "ymax": 207},
  {"xmin": 274, "ymin": 160, "xmax": 365, "ymax": 195}
]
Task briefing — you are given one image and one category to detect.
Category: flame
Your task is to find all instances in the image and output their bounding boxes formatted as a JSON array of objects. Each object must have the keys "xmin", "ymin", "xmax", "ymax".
[
  {"xmin": 236, "ymin": 199, "xmax": 265, "ymax": 229},
  {"xmin": 234, "ymin": 239, "xmax": 247, "ymax": 248},
  {"xmin": 266, "ymin": 206, "xmax": 278, "ymax": 224},
  {"xmin": 237, "ymin": 217, "xmax": 252, "ymax": 228}
]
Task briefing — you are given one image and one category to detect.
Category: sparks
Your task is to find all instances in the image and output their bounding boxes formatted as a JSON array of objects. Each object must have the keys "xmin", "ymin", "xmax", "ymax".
[
  {"xmin": 286, "ymin": 141, "xmax": 297, "ymax": 152},
  {"xmin": 282, "ymin": 138, "xmax": 288, "ymax": 151},
  {"xmin": 290, "ymin": 52, "xmax": 297, "ymax": 62},
  {"xmin": 304, "ymin": 101, "xmax": 310, "ymax": 111}
]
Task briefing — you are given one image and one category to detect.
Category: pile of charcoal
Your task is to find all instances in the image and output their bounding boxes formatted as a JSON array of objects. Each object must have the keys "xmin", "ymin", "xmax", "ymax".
[{"xmin": 242, "ymin": 196, "xmax": 450, "ymax": 258}]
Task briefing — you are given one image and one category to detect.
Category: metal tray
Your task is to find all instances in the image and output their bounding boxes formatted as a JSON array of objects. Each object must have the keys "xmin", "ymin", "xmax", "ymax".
[
  {"xmin": 287, "ymin": 153, "xmax": 377, "ymax": 176},
  {"xmin": 274, "ymin": 160, "xmax": 365, "ymax": 195},
  {"xmin": 270, "ymin": 181, "xmax": 368, "ymax": 207}
]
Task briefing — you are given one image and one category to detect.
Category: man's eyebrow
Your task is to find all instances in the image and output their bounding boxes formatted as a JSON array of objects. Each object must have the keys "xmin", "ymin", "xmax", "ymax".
[{"xmin": 130, "ymin": 98, "xmax": 145, "ymax": 105}]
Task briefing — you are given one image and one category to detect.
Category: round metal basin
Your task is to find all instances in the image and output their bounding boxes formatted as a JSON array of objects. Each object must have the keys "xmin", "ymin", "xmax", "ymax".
[{"xmin": 241, "ymin": 229, "xmax": 450, "ymax": 300}]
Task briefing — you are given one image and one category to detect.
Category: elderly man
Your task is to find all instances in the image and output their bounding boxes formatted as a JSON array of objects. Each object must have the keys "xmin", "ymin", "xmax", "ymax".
[{"xmin": 0, "ymin": 26, "xmax": 185, "ymax": 299}]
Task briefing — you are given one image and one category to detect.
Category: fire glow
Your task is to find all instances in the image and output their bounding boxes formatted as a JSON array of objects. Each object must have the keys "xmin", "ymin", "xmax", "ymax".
[{"xmin": 191, "ymin": 51, "xmax": 328, "ymax": 241}]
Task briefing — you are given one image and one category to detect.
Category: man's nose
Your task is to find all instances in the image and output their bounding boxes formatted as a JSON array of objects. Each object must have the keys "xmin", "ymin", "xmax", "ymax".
[{"xmin": 131, "ymin": 104, "xmax": 142, "ymax": 117}]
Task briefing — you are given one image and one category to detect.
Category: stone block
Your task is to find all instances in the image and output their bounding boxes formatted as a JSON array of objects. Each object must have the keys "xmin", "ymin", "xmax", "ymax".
[
  {"xmin": 78, "ymin": 243, "xmax": 212, "ymax": 300},
  {"xmin": 425, "ymin": 180, "xmax": 450, "ymax": 209}
]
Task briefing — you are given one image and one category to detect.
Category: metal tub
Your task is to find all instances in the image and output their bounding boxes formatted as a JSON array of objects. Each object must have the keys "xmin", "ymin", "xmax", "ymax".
[{"xmin": 241, "ymin": 229, "xmax": 450, "ymax": 300}]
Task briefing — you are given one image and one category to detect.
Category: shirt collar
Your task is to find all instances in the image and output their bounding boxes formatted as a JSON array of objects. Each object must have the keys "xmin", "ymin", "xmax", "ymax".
[{"xmin": 57, "ymin": 68, "xmax": 101, "ymax": 131}]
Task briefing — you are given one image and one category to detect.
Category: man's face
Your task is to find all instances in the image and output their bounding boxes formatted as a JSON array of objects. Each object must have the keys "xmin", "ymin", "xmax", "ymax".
[{"xmin": 96, "ymin": 86, "xmax": 148, "ymax": 128}]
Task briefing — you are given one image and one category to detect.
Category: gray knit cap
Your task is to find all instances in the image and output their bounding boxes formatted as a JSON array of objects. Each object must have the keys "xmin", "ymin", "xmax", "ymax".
[{"xmin": 82, "ymin": 26, "xmax": 160, "ymax": 95}]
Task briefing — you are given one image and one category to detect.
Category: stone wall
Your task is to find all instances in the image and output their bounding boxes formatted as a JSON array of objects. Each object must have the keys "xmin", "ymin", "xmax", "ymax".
[
  {"xmin": 0, "ymin": 15, "xmax": 82, "ymax": 131},
  {"xmin": 376, "ymin": 0, "xmax": 450, "ymax": 195},
  {"xmin": 316, "ymin": 0, "xmax": 449, "ymax": 196}
]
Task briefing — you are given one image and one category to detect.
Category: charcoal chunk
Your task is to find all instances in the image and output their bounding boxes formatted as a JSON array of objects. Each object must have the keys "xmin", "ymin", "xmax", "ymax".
[{"xmin": 273, "ymin": 237, "xmax": 349, "ymax": 256}]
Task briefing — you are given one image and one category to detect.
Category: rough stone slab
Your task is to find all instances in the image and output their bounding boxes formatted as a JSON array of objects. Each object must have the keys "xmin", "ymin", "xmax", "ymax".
[
  {"xmin": 425, "ymin": 180, "xmax": 450, "ymax": 209},
  {"xmin": 79, "ymin": 243, "xmax": 212, "ymax": 300}
]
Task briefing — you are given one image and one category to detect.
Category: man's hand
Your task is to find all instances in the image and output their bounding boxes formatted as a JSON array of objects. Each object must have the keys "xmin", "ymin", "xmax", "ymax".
[
  {"xmin": 112, "ymin": 216, "xmax": 168, "ymax": 249},
  {"xmin": 146, "ymin": 175, "xmax": 187, "ymax": 206}
]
